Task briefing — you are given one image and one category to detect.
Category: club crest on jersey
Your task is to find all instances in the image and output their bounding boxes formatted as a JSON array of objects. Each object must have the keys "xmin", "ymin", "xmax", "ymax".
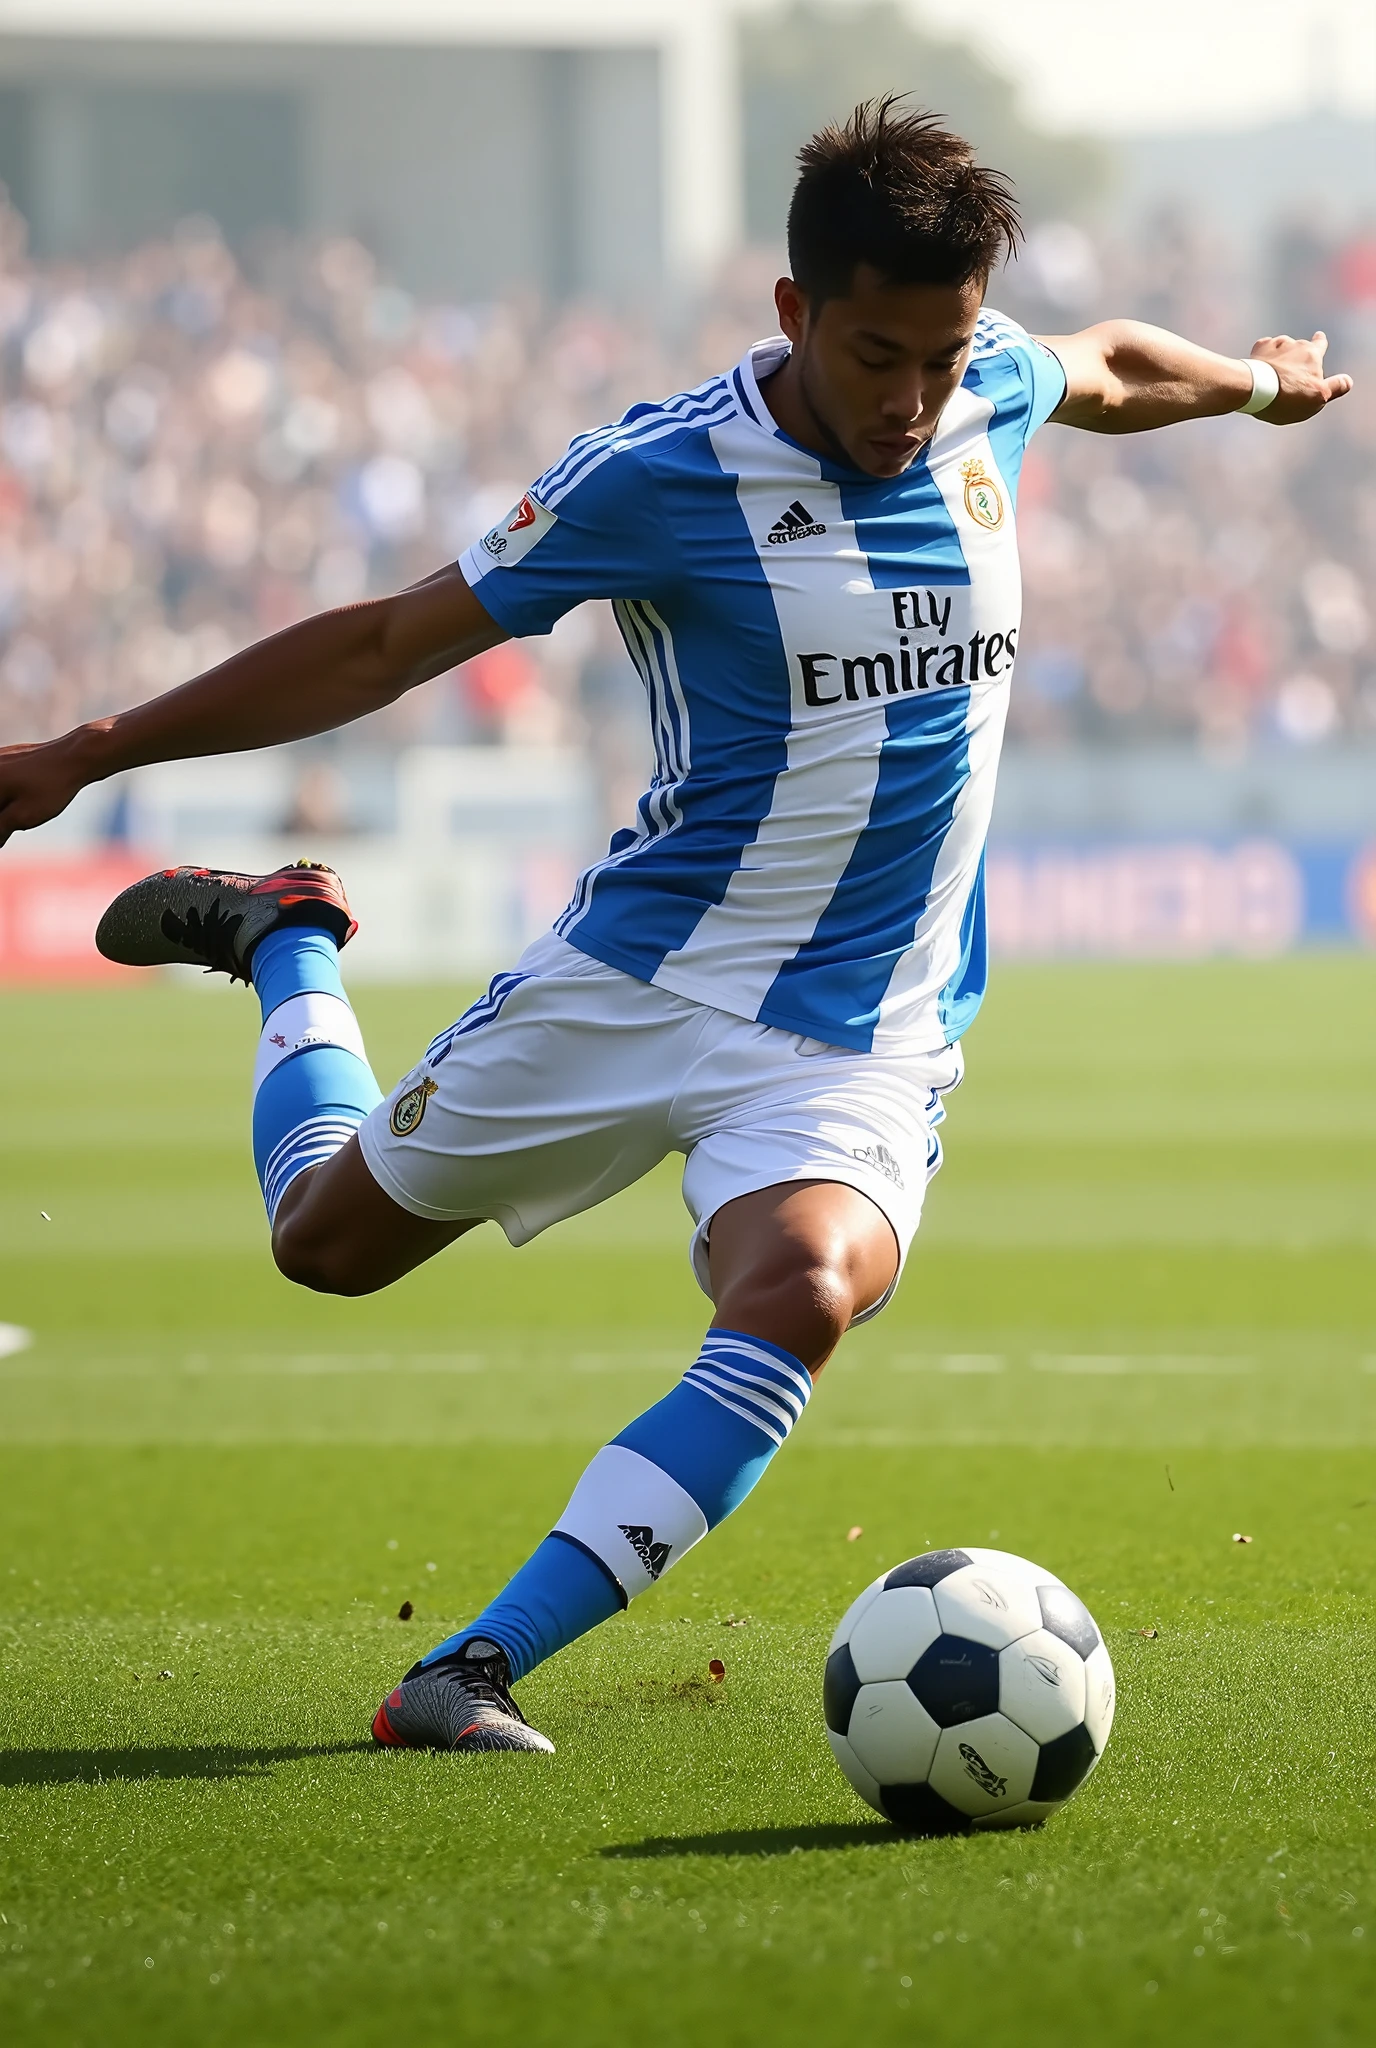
[
  {"xmin": 480, "ymin": 491, "xmax": 556, "ymax": 565},
  {"xmin": 961, "ymin": 459, "xmax": 1005, "ymax": 530},
  {"xmin": 389, "ymin": 1077, "xmax": 438, "ymax": 1137}
]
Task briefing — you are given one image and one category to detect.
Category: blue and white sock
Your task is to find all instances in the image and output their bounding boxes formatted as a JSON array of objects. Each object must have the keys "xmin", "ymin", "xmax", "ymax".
[
  {"xmin": 420, "ymin": 1332, "xmax": 813, "ymax": 1680},
  {"xmin": 250, "ymin": 925, "xmax": 382, "ymax": 1222}
]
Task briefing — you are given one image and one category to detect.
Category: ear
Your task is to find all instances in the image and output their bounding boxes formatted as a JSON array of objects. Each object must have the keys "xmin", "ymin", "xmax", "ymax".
[{"xmin": 774, "ymin": 276, "xmax": 809, "ymax": 346}]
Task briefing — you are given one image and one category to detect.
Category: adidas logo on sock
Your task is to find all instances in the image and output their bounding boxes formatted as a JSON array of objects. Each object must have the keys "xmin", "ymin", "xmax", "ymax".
[
  {"xmin": 619, "ymin": 1524, "xmax": 672, "ymax": 1580},
  {"xmin": 767, "ymin": 499, "xmax": 826, "ymax": 544}
]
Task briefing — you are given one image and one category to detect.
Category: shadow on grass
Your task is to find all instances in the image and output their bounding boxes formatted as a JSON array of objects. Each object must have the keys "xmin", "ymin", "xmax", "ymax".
[
  {"xmin": 603, "ymin": 1823, "xmax": 896, "ymax": 1860},
  {"xmin": 0, "ymin": 1740, "xmax": 375, "ymax": 1788}
]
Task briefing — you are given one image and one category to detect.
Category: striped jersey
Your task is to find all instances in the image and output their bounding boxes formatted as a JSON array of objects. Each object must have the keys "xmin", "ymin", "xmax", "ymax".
[{"xmin": 459, "ymin": 310, "xmax": 1066, "ymax": 1053}]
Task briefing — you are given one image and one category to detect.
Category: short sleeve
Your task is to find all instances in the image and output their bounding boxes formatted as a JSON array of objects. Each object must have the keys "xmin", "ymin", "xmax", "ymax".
[
  {"xmin": 458, "ymin": 440, "xmax": 663, "ymax": 638},
  {"xmin": 1021, "ymin": 336, "xmax": 1069, "ymax": 437},
  {"xmin": 970, "ymin": 309, "xmax": 1068, "ymax": 451}
]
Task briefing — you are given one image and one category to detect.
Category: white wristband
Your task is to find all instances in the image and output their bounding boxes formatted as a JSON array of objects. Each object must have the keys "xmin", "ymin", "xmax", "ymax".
[{"xmin": 1238, "ymin": 358, "xmax": 1280, "ymax": 415}]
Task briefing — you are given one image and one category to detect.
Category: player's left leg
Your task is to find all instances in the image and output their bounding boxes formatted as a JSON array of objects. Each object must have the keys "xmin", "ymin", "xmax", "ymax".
[
  {"xmin": 375, "ymin": 1020, "xmax": 959, "ymax": 1755},
  {"xmin": 371, "ymin": 1177, "xmax": 895, "ymax": 1755}
]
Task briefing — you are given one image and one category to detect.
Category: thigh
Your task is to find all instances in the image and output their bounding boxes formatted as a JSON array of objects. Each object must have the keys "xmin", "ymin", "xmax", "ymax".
[
  {"xmin": 680, "ymin": 1021, "xmax": 963, "ymax": 1326},
  {"xmin": 357, "ymin": 935, "xmax": 696, "ymax": 1247}
]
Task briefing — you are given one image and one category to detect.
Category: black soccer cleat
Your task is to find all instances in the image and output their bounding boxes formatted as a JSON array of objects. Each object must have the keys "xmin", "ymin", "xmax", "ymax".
[
  {"xmin": 95, "ymin": 860, "xmax": 357, "ymax": 984},
  {"xmin": 371, "ymin": 1638, "xmax": 555, "ymax": 1755}
]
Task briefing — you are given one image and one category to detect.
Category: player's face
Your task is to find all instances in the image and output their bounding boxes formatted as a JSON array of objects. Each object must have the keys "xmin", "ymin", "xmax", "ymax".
[{"xmin": 775, "ymin": 266, "xmax": 985, "ymax": 478}]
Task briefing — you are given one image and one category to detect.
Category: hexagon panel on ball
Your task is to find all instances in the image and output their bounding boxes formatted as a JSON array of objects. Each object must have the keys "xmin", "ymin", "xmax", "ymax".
[
  {"xmin": 848, "ymin": 1584, "xmax": 942, "ymax": 1682},
  {"xmin": 928, "ymin": 1714, "xmax": 1040, "ymax": 1819},
  {"xmin": 998, "ymin": 1627, "xmax": 1088, "ymax": 1745},
  {"xmin": 932, "ymin": 1562, "xmax": 1043, "ymax": 1650},
  {"xmin": 846, "ymin": 1679, "xmax": 941, "ymax": 1786}
]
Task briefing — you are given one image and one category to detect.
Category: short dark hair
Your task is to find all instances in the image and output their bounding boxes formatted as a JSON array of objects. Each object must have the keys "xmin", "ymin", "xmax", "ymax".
[{"xmin": 787, "ymin": 96, "xmax": 1021, "ymax": 303}]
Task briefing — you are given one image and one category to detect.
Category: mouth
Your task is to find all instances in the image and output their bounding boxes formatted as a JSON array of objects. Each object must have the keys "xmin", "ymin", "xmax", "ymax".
[{"xmin": 866, "ymin": 430, "xmax": 925, "ymax": 465}]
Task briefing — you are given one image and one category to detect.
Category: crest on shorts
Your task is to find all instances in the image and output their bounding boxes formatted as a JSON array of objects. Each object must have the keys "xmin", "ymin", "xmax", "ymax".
[
  {"xmin": 961, "ymin": 458, "xmax": 1005, "ymax": 531},
  {"xmin": 389, "ymin": 1077, "xmax": 438, "ymax": 1137}
]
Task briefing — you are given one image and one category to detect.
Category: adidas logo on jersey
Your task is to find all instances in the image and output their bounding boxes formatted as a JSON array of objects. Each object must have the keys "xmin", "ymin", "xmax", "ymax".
[
  {"xmin": 767, "ymin": 500, "xmax": 826, "ymax": 544},
  {"xmin": 619, "ymin": 1524, "xmax": 671, "ymax": 1580}
]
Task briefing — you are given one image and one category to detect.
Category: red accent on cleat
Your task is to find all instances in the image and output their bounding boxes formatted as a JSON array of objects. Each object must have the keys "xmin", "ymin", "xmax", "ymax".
[{"xmin": 372, "ymin": 1691, "xmax": 406, "ymax": 1746}]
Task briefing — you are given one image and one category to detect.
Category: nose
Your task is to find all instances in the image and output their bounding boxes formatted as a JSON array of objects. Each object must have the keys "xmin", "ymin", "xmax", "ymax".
[{"xmin": 879, "ymin": 378, "xmax": 925, "ymax": 424}]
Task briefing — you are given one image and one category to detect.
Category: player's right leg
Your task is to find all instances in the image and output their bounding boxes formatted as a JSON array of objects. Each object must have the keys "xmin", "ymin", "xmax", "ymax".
[
  {"xmin": 95, "ymin": 860, "xmax": 466, "ymax": 1292},
  {"xmin": 96, "ymin": 883, "xmax": 690, "ymax": 1751}
]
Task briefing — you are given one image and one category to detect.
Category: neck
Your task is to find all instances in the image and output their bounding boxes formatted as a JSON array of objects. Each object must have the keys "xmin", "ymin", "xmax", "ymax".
[
  {"xmin": 757, "ymin": 348, "xmax": 855, "ymax": 469},
  {"xmin": 757, "ymin": 345, "xmax": 935, "ymax": 475}
]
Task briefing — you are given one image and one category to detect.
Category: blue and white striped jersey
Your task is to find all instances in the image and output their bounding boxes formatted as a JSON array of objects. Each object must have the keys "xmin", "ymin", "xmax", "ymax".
[{"xmin": 459, "ymin": 310, "xmax": 1066, "ymax": 1054}]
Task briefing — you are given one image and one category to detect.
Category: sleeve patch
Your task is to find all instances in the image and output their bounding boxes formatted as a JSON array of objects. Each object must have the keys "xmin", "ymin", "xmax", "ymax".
[{"xmin": 478, "ymin": 492, "xmax": 557, "ymax": 568}]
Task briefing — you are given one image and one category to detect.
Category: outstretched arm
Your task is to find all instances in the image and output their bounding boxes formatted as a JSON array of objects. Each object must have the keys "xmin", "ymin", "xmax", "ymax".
[
  {"xmin": 1040, "ymin": 322, "xmax": 1352, "ymax": 434},
  {"xmin": 0, "ymin": 564, "xmax": 507, "ymax": 846}
]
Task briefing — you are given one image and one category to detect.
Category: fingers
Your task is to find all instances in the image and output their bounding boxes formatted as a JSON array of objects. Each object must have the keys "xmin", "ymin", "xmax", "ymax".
[{"xmin": 1323, "ymin": 374, "xmax": 1354, "ymax": 401}]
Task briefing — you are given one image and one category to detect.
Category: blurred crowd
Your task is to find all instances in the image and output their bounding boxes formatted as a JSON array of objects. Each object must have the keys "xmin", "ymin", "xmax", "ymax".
[
  {"xmin": 1001, "ymin": 211, "xmax": 1375, "ymax": 750},
  {"xmin": 0, "ymin": 194, "xmax": 1372, "ymax": 827}
]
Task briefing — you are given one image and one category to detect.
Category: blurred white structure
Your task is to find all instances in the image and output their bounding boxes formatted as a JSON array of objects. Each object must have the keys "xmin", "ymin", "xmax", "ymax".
[
  {"xmin": 0, "ymin": 0, "xmax": 742, "ymax": 297},
  {"xmin": 8, "ymin": 745, "xmax": 600, "ymax": 979}
]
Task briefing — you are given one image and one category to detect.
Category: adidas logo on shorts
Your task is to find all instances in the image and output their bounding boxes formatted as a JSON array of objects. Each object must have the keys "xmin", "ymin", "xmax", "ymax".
[
  {"xmin": 853, "ymin": 1142, "xmax": 904, "ymax": 1188},
  {"xmin": 767, "ymin": 499, "xmax": 826, "ymax": 544}
]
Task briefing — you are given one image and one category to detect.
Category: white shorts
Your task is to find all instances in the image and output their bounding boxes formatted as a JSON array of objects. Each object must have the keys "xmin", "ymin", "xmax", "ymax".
[{"xmin": 358, "ymin": 933, "xmax": 962, "ymax": 1324}]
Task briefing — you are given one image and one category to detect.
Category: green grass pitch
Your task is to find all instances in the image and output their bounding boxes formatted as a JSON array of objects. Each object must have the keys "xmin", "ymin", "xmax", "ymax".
[{"xmin": 0, "ymin": 957, "xmax": 1373, "ymax": 2047}]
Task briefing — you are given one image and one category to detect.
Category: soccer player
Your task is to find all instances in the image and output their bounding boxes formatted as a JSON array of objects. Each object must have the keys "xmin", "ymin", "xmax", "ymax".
[{"xmin": 0, "ymin": 104, "xmax": 1349, "ymax": 1754}]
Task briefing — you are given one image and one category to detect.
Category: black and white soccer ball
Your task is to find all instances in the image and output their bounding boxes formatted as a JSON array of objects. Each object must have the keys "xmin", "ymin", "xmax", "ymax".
[{"xmin": 824, "ymin": 1547, "xmax": 1114, "ymax": 1832}]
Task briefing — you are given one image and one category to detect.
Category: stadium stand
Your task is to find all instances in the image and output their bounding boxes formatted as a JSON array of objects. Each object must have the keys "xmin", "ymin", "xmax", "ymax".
[{"xmin": 0, "ymin": 192, "xmax": 1371, "ymax": 783}]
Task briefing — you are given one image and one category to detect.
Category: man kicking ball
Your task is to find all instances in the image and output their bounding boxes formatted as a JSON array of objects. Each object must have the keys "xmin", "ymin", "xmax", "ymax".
[{"xmin": 0, "ymin": 102, "xmax": 1349, "ymax": 1754}]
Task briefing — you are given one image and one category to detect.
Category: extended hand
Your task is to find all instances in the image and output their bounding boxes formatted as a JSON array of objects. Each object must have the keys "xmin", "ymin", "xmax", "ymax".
[
  {"xmin": 1250, "ymin": 331, "xmax": 1352, "ymax": 424},
  {"xmin": 0, "ymin": 735, "xmax": 89, "ymax": 848}
]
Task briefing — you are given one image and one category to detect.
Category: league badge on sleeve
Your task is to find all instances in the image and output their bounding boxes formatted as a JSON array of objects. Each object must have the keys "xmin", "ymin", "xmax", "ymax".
[
  {"xmin": 960, "ymin": 459, "xmax": 1005, "ymax": 531},
  {"xmin": 480, "ymin": 491, "xmax": 557, "ymax": 566}
]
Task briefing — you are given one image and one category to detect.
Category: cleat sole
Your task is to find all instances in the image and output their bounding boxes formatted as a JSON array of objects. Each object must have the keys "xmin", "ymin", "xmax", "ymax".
[{"xmin": 454, "ymin": 1722, "xmax": 555, "ymax": 1755}]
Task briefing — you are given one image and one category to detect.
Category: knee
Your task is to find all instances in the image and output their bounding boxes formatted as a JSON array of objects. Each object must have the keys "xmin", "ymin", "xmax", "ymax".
[
  {"xmin": 790, "ymin": 1260, "xmax": 856, "ymax": 1359},
  {"xmin": 271, "ymin": 1209, "xmax": 377, "ymax": 1296},
  {"xmin": 715, "ymin": 1255, "xmax": 855, "ymax": 1370}
]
